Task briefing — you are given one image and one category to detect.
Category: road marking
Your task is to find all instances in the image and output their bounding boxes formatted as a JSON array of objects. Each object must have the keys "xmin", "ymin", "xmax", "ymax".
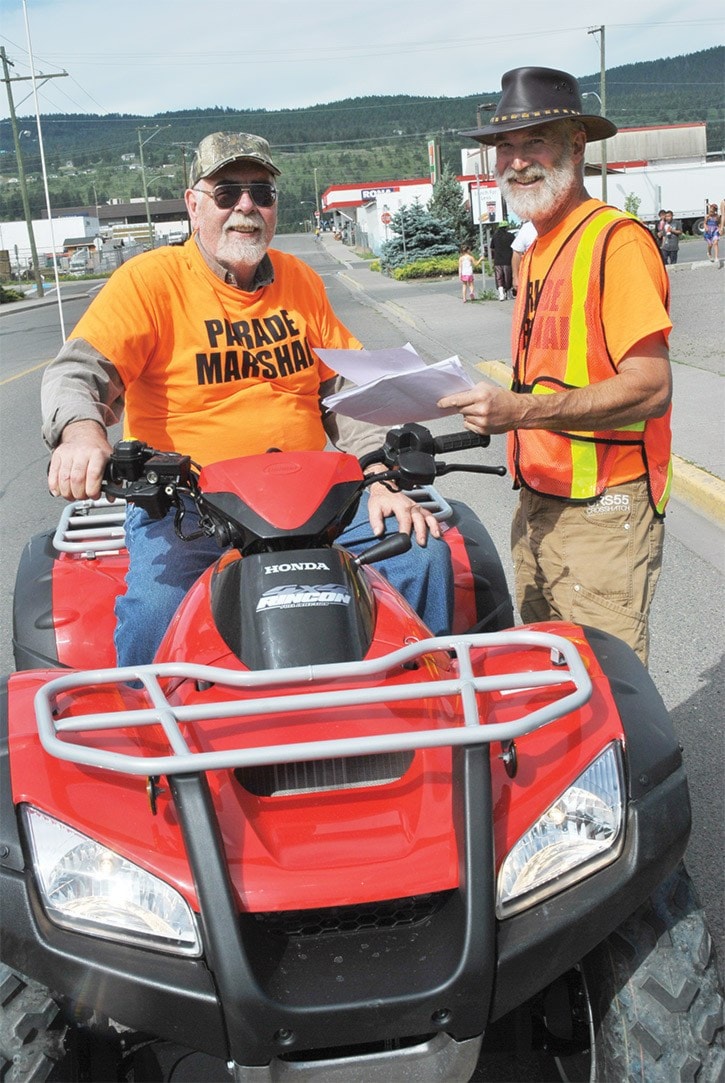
[{"xmin": 0, "ymin": 359, "xmax": 50, "ymax": 386}]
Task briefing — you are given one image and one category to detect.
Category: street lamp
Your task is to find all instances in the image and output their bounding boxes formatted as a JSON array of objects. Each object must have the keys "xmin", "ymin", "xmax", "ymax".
[{"xmin": 137, "ymin": 125, "xmax": 170, "ymax": 249}]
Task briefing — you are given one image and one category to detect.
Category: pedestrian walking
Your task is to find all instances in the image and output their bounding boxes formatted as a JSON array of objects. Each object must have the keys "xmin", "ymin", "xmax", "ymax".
[
  {"xmin": 458, "ymin": 245, "xmax": 481, "ymax": 302},
  {"xmin": 661, "ymin": 210, "xmax": 682, "ymax": 265},
  {"xmin": 703, "ymin": 203, "xmax": 721, "ymax": 263},
  {"xmin": 491, "ymin": 223, "xmax": 515, "ymax": 300}
]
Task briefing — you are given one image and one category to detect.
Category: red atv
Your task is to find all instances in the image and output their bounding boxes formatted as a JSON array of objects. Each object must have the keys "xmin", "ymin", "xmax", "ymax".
[{"xmin": 2, "ymin": 424, "xmax": 723, "ymax": 1082}]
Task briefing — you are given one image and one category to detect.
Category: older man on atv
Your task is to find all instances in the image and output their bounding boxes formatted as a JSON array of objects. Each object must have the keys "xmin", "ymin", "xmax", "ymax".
[{"xmin": 41, "ymin": 132, "xmax": 453, "ymax": 665}]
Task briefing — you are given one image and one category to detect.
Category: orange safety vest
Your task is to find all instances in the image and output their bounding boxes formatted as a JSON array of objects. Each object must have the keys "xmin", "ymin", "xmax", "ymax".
[{"xmin": 509, "ymin": 206, "xmax": 672, "ymax": 516}]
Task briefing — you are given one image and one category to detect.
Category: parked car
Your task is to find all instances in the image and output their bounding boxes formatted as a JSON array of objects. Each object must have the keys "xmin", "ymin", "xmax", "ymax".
[{"xmin": 67, "ymin": 250, "xmax": 91, "ymax": 275}]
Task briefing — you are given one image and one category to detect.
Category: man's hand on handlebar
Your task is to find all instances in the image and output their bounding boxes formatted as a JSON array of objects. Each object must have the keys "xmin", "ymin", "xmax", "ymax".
[
  {"xmin": 365, "ymin": 472, "xmax": 442, "ymax": 545},
  {"xmin": 48, "ymin": 420, "xmax": 112, "ymax": 501}
]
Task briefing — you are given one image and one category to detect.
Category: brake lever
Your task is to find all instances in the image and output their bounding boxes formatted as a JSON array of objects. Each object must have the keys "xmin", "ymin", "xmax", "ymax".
[{"xmin": 434, "ymin": 462, "xmax": 508, "ymax": 477}]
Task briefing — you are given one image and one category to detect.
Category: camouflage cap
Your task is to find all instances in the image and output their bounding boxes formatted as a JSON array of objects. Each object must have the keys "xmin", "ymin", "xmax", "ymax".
[{"xmin": 189, "ymin": 132, "xmax": 281, "ymax": 186}]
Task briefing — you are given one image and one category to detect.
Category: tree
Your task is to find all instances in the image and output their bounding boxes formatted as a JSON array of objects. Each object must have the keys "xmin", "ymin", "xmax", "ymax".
[
  {"xmin": 380, "ymin": 202, "xmax": 458, "ymax": 269},
  {"xmin": 625, "ymin": 192, "xmax": 642, "ymax": 217},
  {"xmin": 428, "ymin": 165, "xmax": 475, "ymax": 248}
]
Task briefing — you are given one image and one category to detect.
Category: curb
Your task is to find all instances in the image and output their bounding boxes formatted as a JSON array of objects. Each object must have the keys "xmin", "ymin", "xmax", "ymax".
[
  {"xmin": 670, "ymin": 457, "xmax": 725, "ymax": 525},
  {"xmin": 474, "ymin": 359, "xmax": 725, "ymax": 525}
]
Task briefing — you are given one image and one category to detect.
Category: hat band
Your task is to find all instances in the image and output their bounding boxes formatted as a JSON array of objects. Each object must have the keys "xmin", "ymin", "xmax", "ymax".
[{"xmin": 492, "ymin": 107, "xmax": 582, "ymax": 124}]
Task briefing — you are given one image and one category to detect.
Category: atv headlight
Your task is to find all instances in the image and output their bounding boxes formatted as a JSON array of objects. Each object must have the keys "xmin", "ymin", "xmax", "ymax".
[
  {"xmin": 497, "ymin": 743, "xmax": 625, "ymax": 918},
  {"xmin": 23, "ymin": 807, "xmax": 201, "ymax": 956}
]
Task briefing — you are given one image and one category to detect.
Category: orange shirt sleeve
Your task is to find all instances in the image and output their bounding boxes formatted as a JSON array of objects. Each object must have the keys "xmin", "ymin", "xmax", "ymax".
[{"xmin": 600, "ymin": 223, "xmax": 672, "ymax": 365}]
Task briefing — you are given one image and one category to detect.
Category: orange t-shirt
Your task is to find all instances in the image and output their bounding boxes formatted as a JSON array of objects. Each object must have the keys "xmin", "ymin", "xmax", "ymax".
[
  {"xmin": 70, "ymin": 242, "xmax": 361, "ymax": 465},
  {"xmin": 520, "ymin": 199, "xmax": 672, "ymax": 485}
]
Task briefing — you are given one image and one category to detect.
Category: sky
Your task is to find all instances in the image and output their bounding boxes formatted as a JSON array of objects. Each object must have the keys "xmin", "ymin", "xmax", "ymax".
[{"xmin": 0, "ymin": 0, "xmax": 722, "ymax": 120}]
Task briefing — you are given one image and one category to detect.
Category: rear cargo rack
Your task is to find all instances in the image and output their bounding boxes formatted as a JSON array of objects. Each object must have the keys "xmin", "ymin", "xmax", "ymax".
[
  {"xmin": 34, "ymin": 630, "xmax": 591, "ymax": 777},
  {"xmin": 50, "ymin": 487, "xmax": 450, "ymax": 560},
  {"xmin": 53, "ymin": 497, "xmax": 127, "ymax": 556}
]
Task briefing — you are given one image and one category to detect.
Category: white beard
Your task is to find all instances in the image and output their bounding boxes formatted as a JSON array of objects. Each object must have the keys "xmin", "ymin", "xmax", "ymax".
[
  {"xmin": 221, "ymin": 222, "xmax": 270, "ymax": 266},
  {"xmin": 496, "ymin": 149, "xmax": 578, "ymax": 222}
]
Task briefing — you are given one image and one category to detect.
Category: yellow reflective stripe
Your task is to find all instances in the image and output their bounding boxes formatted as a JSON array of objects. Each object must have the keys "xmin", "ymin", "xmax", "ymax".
[
  {"xmin": 656, "ymin": 458, "xmax": 673, "ymax": 515},
  {"xmin": 566, "ymin": 225, "xmax": 599, "ymax": 386},
  {"xmin": 566, "ymin": 209, "xmax": 623, "ymax": 499},
  {"xmin": 616, "ymin": 420, "xmax": 646, "ymax": 432},
  {"xmin": 568, "ymin": 443, "xmax": 597, "ymax": 499}
]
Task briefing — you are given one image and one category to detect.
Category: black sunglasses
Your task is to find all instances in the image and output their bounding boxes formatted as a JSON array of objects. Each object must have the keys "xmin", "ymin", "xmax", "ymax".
[{"xmin": 193, "ymin": 182, "xmax": 278, "ymax": 210}]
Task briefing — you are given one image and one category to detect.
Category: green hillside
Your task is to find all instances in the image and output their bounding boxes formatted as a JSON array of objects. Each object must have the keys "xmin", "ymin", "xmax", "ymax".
[{"xmin": 1, "ymin": 47, "xmax": 722, "ymax": 232}]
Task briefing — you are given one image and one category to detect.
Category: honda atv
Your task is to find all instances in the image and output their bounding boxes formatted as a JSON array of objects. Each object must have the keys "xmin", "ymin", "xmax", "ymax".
[{"xmin": 2, "ymin": 424, "xmax": 723, "ymax": 1082}]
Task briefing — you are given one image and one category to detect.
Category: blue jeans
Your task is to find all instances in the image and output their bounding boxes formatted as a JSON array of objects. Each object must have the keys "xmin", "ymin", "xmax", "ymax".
[{"xmin": 114, "ymin": 492, "xmax": 454, "ymax": 666}]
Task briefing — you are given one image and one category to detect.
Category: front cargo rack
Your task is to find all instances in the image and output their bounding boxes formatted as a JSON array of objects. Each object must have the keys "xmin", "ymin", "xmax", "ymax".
[{"xmin": 34, "ymin": 630, "xmax": 591, "ymax": 778}]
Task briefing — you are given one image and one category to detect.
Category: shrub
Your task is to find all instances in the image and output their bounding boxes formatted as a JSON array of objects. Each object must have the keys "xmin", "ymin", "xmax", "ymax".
[
  {"xmin": 0, "ymin": 283, "xmax": 24, "ymax": 303},
  {"xmin": 380, "ymin": 203, "xmax": 458, "ymax": 270},
  {"xmin": 390, "ymin": 255, "xmax": 459, "ymax": 280}
]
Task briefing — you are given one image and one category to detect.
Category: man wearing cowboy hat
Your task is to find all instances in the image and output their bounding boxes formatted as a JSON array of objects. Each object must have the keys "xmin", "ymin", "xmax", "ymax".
[{"xmin": 439, "ymin": 67, "xmax": 673, "ymax": 664}]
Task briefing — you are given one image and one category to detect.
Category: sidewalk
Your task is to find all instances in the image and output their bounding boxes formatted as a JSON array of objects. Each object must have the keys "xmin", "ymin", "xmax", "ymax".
[{"xmin": 318, "ymin": 232, "xmax": 725, "ymax": 525}]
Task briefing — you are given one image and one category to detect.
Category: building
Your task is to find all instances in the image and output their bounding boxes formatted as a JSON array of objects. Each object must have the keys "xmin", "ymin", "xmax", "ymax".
[
  {"xmin": 321, "ymin": 176, "xmax": 503, "ymax": 256},
  {"xmin": 1, "ymin": 198, "xmax": 189, "ymax": 272},
  {"xmin": 44, "ymin": 197, "xmax": 189, "ymax": 239}
]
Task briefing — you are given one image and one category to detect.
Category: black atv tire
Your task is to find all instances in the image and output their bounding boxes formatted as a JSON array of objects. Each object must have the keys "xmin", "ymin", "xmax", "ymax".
[
  {"xmin": 555, "ymin": 864, "xmax": 725, "ymax": 1082},
  {"xmin": 0, "ymin": 963, "xmax": 66, "ymax": 1081}
]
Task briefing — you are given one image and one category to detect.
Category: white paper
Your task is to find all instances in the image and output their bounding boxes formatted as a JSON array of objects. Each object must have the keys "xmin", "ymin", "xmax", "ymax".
[
  {"xmin": 315, "ymin": 342, "xmax": 420, "ymax": 384},
  {"xmin": 320, "ymin": 348, "xmax": 474, "ymax": 425}
]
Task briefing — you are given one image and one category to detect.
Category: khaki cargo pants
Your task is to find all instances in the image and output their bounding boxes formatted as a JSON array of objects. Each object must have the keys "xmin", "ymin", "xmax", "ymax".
[{"xmin": 511, "ymin": 479, "xmax": 664, "ymax": 665}]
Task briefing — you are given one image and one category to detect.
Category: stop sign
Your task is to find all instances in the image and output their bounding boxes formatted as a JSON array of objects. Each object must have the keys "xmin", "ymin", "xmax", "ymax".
[{"xmin": 381, "ymin": 211, "xmax": 392, "ymax": 224}]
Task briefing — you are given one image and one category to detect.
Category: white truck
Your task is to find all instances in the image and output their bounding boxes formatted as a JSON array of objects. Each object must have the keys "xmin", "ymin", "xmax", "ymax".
[{"xmin": 588, "ymin": 161, "xmax": 725, "ymax": 234}]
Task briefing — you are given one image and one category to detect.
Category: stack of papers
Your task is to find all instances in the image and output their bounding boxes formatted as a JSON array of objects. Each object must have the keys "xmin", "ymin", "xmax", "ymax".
[{"xmin": 317, "ymin": 343, "xmax": 474, "ymax": 425}]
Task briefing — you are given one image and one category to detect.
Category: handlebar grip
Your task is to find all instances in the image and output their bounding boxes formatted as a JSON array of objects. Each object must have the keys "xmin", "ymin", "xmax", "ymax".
[{"xmin": 432, "ymin": 431, "xmax": 490, "ymax": 454}]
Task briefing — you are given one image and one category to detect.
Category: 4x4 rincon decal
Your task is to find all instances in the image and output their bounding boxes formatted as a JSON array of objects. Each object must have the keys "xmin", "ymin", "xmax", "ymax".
[{"xmin": 256, "ymin": 583, "xmax": 351, "ymax": 612}]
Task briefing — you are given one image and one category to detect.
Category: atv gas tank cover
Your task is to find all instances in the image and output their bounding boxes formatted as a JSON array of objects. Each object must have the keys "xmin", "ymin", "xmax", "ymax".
[{"xmin": 210, "ymin": 547, "xmax": 375, "ymax": 669}]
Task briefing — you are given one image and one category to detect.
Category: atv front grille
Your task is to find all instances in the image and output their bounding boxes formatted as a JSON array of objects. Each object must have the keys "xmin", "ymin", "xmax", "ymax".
[
  {"xmin": 252, "ymin": 891, "xmax": 452, "ymax": 940},
  {"xmin": 235, "ymin": 750, "xmax": 414, "ymax": 796}
]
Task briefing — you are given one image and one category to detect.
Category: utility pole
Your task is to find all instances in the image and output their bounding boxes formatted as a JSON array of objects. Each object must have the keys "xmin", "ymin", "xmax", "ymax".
[
  {"xmin": 0, "ymin": 46, "xmax": 67, "ymax": 297},
  {"xmin": 172, "ymin": 141, "xmax": 194, "ymax": 237},
  {"xmin": 476, "ymin": 103, "xmax": 496, "ymax": 179},
  {"xmin": 172, "ymin": 141, "xmax": 194, "ymax": 188},
  {"xmin": 313, "ymin": 166, "xmax": 321, "ymax": 227},
  {"xmin": 588, "ymin": 25, "xmax": 608, "ymax": 202},
  {"xmin": 137, "ymin": 125, "xmax": 170, "ymax": 250}
]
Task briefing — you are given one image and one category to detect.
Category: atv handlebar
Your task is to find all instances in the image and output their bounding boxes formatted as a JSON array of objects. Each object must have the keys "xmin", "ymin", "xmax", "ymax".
[
  {"xmin": 360, "ymin": 423, "xmax": 505, "ymax": 488},
  {"xmin": 432, "ymin": 430, "xmax": 491, "ymax": 455},
  {"xmin": 101, "ymin": 424, "xmax": 506, "ymax": 524}
]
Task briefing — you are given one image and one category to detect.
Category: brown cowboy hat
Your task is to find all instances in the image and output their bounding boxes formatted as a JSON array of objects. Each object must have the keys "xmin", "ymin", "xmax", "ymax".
[{"xmin": 462, "ymin": 67, "xmax": 617, "ymax": 146}]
